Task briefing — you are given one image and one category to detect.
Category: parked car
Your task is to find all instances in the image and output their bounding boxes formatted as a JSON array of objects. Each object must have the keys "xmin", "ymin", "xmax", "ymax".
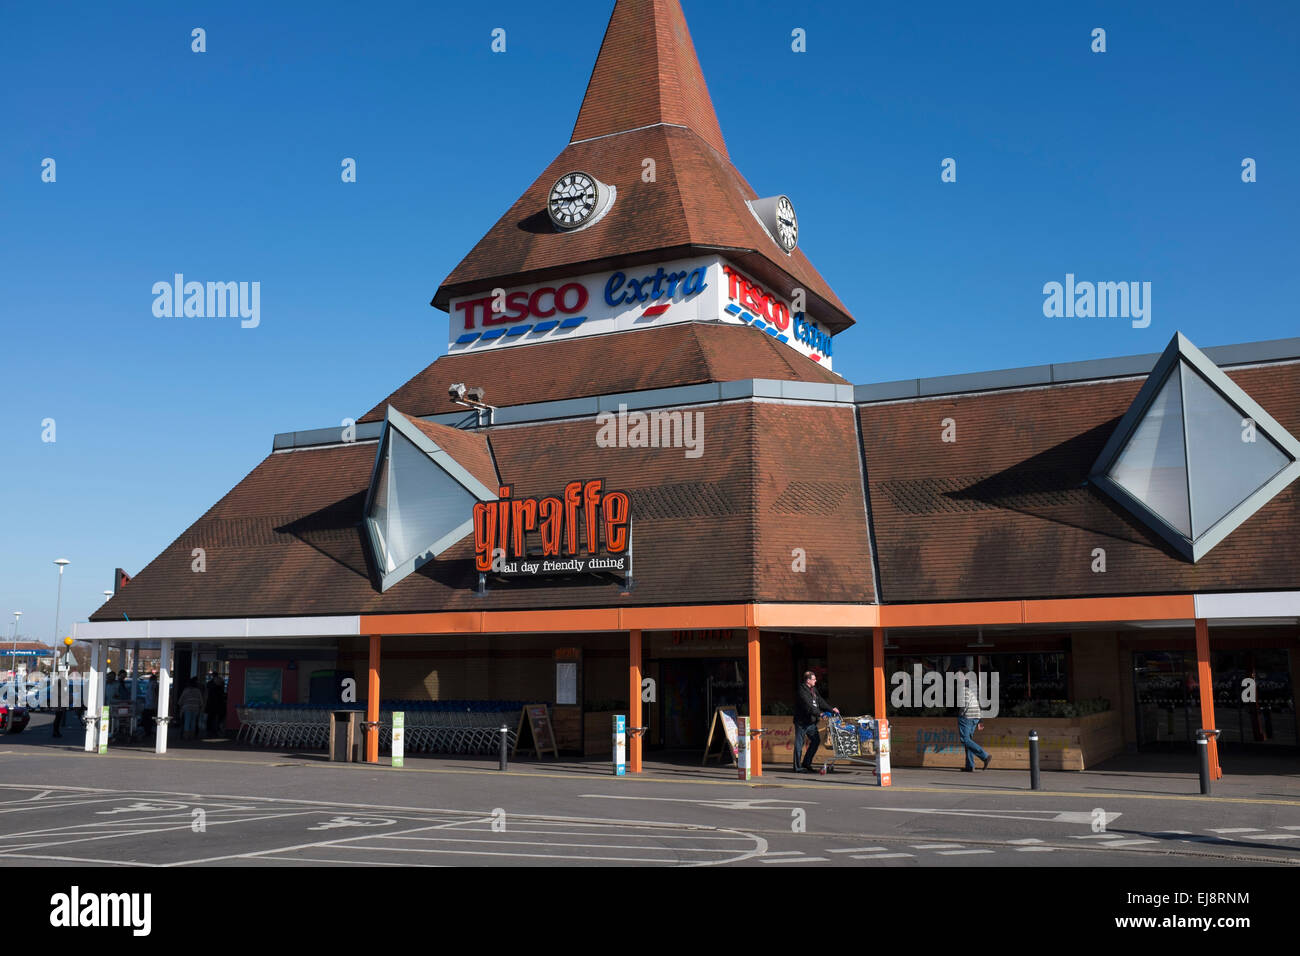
[{"xmin": 0, "ymin": 683, "xmax": 31, "ymax": 733}]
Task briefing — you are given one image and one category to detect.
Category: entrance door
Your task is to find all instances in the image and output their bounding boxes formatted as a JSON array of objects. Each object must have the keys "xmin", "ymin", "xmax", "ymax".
[
  {"xmin": 1133, "ymin": 649, "xmax": 1296, "ymax": 751},
  {"xmin": 658, "ymin": 659, "xmax": 747, "ymax": 750}
]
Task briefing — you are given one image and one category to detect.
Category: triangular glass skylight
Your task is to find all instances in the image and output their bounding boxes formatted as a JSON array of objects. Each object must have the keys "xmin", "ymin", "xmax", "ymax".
[
  {"xmin": 1090, "ymin": 333, "xmax": 1300, "ymax": 561},
  {"xmin": 363, "ymin": 407, "xmax": 498, "ymax": 591}
]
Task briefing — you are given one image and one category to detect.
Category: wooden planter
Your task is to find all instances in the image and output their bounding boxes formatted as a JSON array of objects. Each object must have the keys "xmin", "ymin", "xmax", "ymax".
[{"xmin": 889, "ymin": 712, "xmax": 1123, "ymax": 770}]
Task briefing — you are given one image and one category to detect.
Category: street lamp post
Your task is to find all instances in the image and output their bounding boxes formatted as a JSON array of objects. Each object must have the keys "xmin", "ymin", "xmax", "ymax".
[
  {"xmin": 9, "ymin": 611, "xmax": 20, "ymax": 680},
  {"xmin": 53, "ymin": 560, "xmax": 70, "ymax": 730}
]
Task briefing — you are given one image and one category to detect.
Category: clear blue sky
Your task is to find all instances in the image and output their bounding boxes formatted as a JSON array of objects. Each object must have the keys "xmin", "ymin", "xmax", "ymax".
[{"xmin": 1, "ymin": 0, "xmax": 1296, "ymax": 646}]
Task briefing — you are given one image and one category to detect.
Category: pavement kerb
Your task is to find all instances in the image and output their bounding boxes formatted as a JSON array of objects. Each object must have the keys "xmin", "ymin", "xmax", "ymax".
[{"xmin": 4, "ymin": 747, "xmax": 1298, "ymax": 808}]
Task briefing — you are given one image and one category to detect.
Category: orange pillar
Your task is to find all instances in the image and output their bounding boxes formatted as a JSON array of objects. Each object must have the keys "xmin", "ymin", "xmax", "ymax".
[
  {"xmin": 872, "ymin": 627, "xmax": 887, "ymax": 718},
  {"xmin": 747, "ymin": 626, "xmax": 762, "ymax": 777},
  {"xmin": 1194, "ymin": 618, "xmax": 1222, "ymax": 780},
  {"xmin": 629, "ymin": 628, "xmax": 642, "ymax": 774},
  {"xmin": 366, "ymin": 634, "xmax": 381, "ymax": 764}
]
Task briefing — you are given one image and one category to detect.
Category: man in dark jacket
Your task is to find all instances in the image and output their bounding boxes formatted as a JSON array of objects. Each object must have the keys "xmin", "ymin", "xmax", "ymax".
[{"xmin": 793, "ymin": 671, "xmax": 838, "ymax": 773}]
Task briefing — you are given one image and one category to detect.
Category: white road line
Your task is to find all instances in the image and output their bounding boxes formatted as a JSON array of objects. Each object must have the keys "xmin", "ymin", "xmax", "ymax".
[
  {"xmin": 1251, "ymin": 834, "xmax": 1300, "ymax": 841},
  {"xmin": 829, "ymin": 847, "xmax": 887, "ymax": 853},
  {"xmin": 278, "ymin": 844, "xmax": 686, "ymax": 864},
  {"xmin": 370, "ymin": 836, "xmax": 736, "ymax": 854},
  {"xmin": 937, "ymin": 849, "xmax": 994, "ymax": 856},
  {"xmin": 1281, "ymin": 826, "xmax": 1300, "ymax": 831},
  {"xmin": 1071, "ymin": 834, "xmax": 1124, "ymax": 840},
  {"xmin": 911, "ymin": 843, "xmax": 962, "ymax": 849},
  {"xmin": 0, "ymin": 810, "xmax": 326, "ymax": 854},
  {"xmin": 1014, "ymin": 847, "xmax": 1056, "ymax": 852},
  {"xmin": 1209, "ymin": 827, "xmax": 1263, "ymax": 833},
  {"xmin": 258, "ymin": 855, "xmax": 442, "ymax": 867},
  {"xmin": 851, "ymin": 853, "xmax": 912, "ymax": 859},
  {"xmin": 0, "ymin": 852, "xmax": 154, "ymax": 866},
  {"xmin": 1100, "ymin": 840, "xmax": 1158, "ymax": 848},
  {"xmin": 438, "ymin": 826, "xmax": 751, "ymax": 841},
  {"xmin": 1007, "ymin": 838, "xmax": 1044, "ymax": 844},
  {"xmin": 760, "ymin": 857, "xmax": 827, "ymax": 864},
  {"xmin": 762, "ymin": 850, "xmax": 803, "ymax": 856}
]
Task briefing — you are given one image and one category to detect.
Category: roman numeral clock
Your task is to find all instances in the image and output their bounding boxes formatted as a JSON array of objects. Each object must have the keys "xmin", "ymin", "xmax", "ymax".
[{"xmin": 548, "ymin": 170, "xmax": 615, "ymax": 231}]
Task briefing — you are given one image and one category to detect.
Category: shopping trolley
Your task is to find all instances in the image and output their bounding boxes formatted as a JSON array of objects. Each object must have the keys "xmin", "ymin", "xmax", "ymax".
[{"xmin": 819, "ymin": 713, "xmax": 879, "ymax": 775}]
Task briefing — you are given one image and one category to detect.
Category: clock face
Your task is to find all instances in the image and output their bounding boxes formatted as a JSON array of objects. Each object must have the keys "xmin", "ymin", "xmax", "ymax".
[
  {"xmin": 548, "ymin": 172, "xmax": 599, "ymax": 229},
  {"xmin": 775, "ymin": 196, "xmax": 798, "ymax": 251}
]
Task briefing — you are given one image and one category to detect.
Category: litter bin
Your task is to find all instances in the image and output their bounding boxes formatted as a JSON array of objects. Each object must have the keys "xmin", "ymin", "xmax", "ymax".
[{"xmin": 329, "ymin": 710, "xmax": 361, "ymax": 762}]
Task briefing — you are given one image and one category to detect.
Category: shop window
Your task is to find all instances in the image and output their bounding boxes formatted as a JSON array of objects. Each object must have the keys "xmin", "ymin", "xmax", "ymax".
[{"xmin": 884, "ymin": 652, "xmax": 1069, "ymax": 717}]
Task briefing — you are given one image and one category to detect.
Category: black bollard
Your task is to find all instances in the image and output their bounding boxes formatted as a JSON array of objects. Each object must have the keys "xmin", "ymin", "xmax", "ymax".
[
  {"xmin": 1029, "ymin": 730, "xmax": 1041, "ymax": 791},
  {"xmin": 499, "ymin": 723, "xmax": 509, "ymax": 771},
  {"xmin": 1197, "ymin": 732, "xmax": 1210, "ymax": 795}
]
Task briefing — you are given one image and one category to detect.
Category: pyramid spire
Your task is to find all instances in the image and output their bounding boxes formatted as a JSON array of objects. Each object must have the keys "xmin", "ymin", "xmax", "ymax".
[{"xmin": 570, "ymin": 0, "xmax": 728, "ymax": 157}]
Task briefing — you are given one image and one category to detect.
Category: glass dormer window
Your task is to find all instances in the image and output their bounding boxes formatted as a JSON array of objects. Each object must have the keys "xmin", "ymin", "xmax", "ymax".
[
  {"xmin": 363, "ymin": 407, "xmax": 499, "ymax": 591},
  {"xmin": 1091, "ymin": 333, "xmax": 1300, "ymax": 562}
]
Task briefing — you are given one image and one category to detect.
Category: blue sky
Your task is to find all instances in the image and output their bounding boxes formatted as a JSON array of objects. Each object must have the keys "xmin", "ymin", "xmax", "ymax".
[{"xmin": 1, "ymin": 0, "xmax": 1296, "ymax": 646}]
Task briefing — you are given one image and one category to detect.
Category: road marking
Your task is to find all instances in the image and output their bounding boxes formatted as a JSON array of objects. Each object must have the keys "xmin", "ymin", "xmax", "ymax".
[
  {"xmin": 1071, "ymin": 834, "xmax": 1124, "ymax": 840},
  {"xmin": 1007, "ymin": 838, "xmax": 1044, "ymax": 844},
  {"xmin": 761, "ymin": 850, "xmax": 802, "ymax": 856},
  {"xmin": 852, "ymin": 852, "xmax": 912, "ymax": 859},
  {"xmin": 937, "ymin": 849, "xmax": 994, "ymax": 855},
  {"xmin": 581, "ymin": 794, "xmax": 811, "ymax": 810},
  {"xmin": 1251, "ymin": 834, "xmax": 1300, "ymax": 841},
  {"xmin": 1014, "ymin": 847, "xmax": 1056, "ymax": 852},
  {"xmin": 760, "ymin": 856, "xmax": 827, "ymax": 864},
  {"xmin": 0, "ymin": 852, "xmax": 154, "ymax": 866},
  {"xmin": 260, "ymin": 855, "xmax": 441, "ymax": 867},
  {"xmin": 377, "ymin": 835, "xmax": 738, "ymax": 854},
  {"xmin": 829, "ymin": 846, "xmax": 887, "ymax": 853},
  {"xmin": 1209, "ymin": 827, "xmax": 1262, "ymax": 833},
  {"xmin": 863, "ymin": 807, "xmax": 1122, "ymax": 826},
  {"xmin": 1100, "ymin": 839, "xmax": 1158, "ymax": 848},
  {"xmin": 911, "ymin": 843, "xmax": 962, "ymax": 849}
]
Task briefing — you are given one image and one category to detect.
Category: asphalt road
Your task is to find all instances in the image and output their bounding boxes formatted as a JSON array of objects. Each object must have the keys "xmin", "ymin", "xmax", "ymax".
[{"xmin": 2, "ymin": 739, "xmax": 1297, "ymax": 868}]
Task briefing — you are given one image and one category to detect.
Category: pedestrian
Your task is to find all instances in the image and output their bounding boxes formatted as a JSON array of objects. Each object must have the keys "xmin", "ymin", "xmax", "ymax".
[
  {"xmin": 957, "ymin": 671, "xmax": 991, "ymax": 772},
  {"xmin": 179, "ymin": 678, "xmax": 204, "ymax": 740},
  {"xmin": 793, "ymin": 670, "xmax": 838, "ymax": 773},
  {"xmin": 204, "ymin": 672, "xmax": 226, "ymax": 736},
  {"xmin": 114, "ymin": 669, "xmax": 129, "ymax": 700}
]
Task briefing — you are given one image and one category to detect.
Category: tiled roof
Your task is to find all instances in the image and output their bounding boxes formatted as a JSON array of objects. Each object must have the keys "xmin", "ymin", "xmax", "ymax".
[
  {"xmin": 359, "ymin": 322, "xmax": 843, "ymax": 422},
  {"xmin": 860, "ymin": 363, "xmax": 1300, "ymax": 603},
  {"xmin": 571, "ymin": 0, "xmax": 727, "ymax": 158},
  {"xmin": 91, "ymin": 403, "xmax": 876, "ymax": 620}
]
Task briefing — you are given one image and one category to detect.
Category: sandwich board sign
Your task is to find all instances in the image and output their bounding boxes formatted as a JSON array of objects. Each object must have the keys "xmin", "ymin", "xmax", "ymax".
[
  {"xmin": 513, "ymin": 704, "xmax": 559, "ymax": 758},
  {"xmin": 702, "ymin": 707, "xmax": 739, "ymax": 765}
]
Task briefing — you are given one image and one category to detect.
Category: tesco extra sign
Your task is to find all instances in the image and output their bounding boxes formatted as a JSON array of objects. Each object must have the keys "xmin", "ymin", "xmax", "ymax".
[{"xmin": 456, "ymin": 283, "xmax": 589, "ymax": 329}]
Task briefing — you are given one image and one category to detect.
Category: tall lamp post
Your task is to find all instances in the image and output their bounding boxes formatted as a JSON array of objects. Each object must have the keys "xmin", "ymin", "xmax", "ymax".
[
  {"xmin": 53, "ymin": 560, "xmax": 70, "ymax": 665},
  {"xmin": 9, "ymin": 611, "xmax": 20, "ymax": 680}
]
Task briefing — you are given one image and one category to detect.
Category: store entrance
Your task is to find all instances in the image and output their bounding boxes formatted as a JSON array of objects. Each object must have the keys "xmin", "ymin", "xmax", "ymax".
[
  {"xmin": 657, "ymin": 658, "xmax": 747, "ymax": 750},
  {"xmin": 1132, "ymin": 649, "xmax": 1296, "ymax": 751}
]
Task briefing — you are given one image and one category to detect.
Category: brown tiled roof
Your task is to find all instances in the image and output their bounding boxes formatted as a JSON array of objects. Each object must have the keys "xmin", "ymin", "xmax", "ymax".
[
  {"xmin": 433, "ymin": 29, "xmax": 854, "ymax": 332},
  {"xmin": 572, "ymin": 0, "xmax": 727, "ymax": 158},
  {"xmin": 860, "ymin": 363, "xmax": 1300, "ymax": 603},
  {"xmin": 91, "ymin": 403, "xmax": 876, "ymax": 620},
  {"xmin": 359, "ymin": 322, "xmax": 843, "ymax": 422},
  {"xmin": 404, "ymin": 416, "xmax": 499, "ymax": 491}
]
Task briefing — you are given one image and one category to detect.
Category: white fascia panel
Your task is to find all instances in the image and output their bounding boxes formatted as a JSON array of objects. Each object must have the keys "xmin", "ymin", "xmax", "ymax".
[
  {"xmin": 74, "ymin": 616, "xmax": 361, "ymax": 641},
  {"xmin": 1194, "ymin": 592, "xmax": 1300, "ymax": 621}
]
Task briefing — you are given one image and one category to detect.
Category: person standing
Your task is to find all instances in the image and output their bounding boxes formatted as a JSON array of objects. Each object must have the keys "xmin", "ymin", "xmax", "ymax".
[
  {"xmin": 204, "ymin": 672, "xmax": 226, "ymax": 736},
  {"xmin": 793, "ymin": 671, "xmax": 838, "ymax": 773},
  {"xmin": 179, "ymin": 678, "xmax": 204, "ymax": 740},
  {"xmin": 958, "ymin": 671, "xmax": 991, "ymax": 772}
]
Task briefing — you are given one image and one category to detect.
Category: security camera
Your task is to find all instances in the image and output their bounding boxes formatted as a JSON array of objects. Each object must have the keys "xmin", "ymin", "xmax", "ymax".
[
  {"xmin": 449, "ymin": 383, "xmax": 467, "ymax": 400},
  {"xmin": 465, "ymin": 386, "xmax": 486, "ymax": 404}
]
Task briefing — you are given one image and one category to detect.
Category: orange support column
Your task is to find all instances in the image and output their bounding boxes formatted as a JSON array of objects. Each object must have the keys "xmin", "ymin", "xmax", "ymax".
[
  {"xmin": 747, "ymin": 626, "xmax": 762, "ymax": 777},
  {"xmin": 872, "ymin": 628, "xmax": 887, "ymax": 718},
  {"xmin": 1194, "ymin": 619, "xmax": 1222, "ymax": 780},
  {"xmin": 629, "ymin": 628, "xmax": 643, "ymax": 774},
  {"xmin": 366, "ymin": 634, "xmax": 381, "ymax": 764}
]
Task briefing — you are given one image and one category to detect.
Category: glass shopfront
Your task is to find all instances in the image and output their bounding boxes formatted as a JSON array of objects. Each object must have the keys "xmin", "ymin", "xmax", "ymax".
[{"xmin": 1132, "ymin": 649, "xmax": 1296, "ymax": 750}]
